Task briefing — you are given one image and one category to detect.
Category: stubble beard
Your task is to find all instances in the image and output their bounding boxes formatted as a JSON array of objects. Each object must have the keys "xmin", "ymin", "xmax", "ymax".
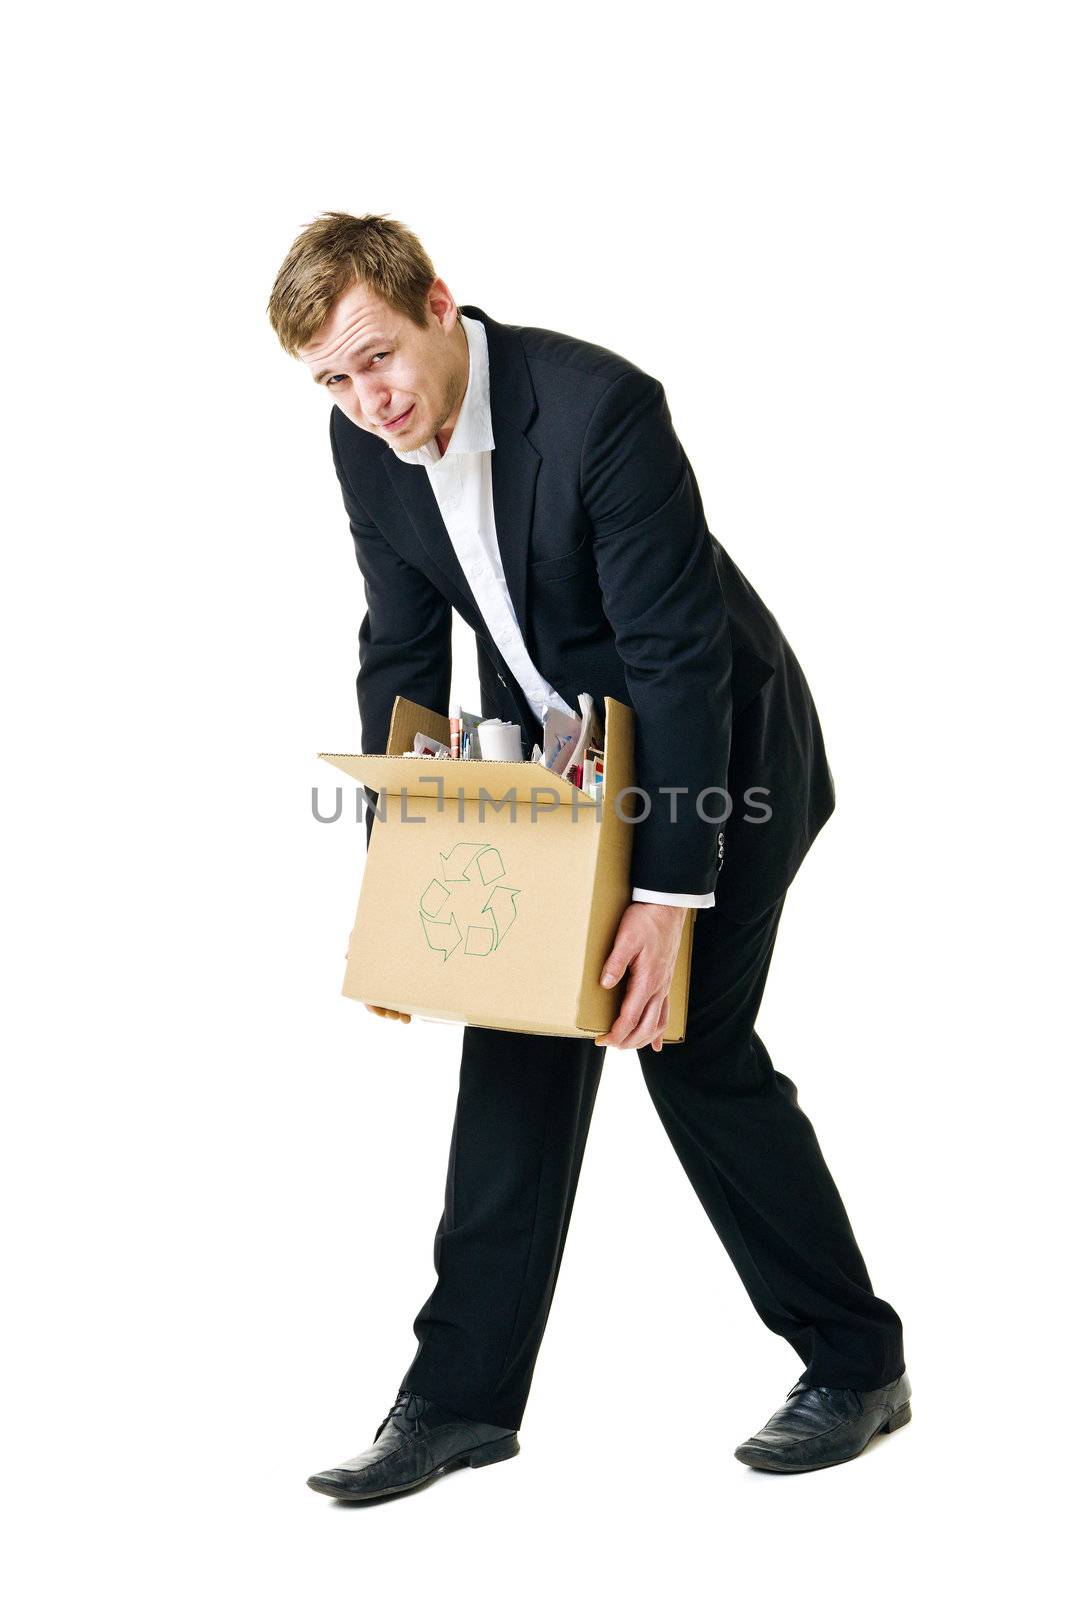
[{"xmin": 417, "ymin": 360, "xmax": 467, "ymax": 453}]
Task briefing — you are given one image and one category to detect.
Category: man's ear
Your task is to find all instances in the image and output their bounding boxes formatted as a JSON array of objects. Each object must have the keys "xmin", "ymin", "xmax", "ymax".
[{"xmin": 427, "ymin": 276, "xmax": 458, "ymax": 333}]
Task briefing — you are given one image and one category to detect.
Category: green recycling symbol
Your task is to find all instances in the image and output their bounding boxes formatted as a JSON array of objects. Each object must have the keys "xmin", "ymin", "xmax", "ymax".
[{"xmin": 418, "ymin": 842, "xmax": 521, "ymax": 961}]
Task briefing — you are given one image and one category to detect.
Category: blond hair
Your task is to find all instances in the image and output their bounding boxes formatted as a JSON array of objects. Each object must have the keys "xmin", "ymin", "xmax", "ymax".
[{"xmin": 267, "ymin": 211, "xmax": 437, "ymax": 355}]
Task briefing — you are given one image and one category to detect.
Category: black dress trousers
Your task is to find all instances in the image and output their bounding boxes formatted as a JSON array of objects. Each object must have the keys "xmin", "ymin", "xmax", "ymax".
[{"xmin": 399, "ymin": 890, "xmax": 906, "ymax": 1431}]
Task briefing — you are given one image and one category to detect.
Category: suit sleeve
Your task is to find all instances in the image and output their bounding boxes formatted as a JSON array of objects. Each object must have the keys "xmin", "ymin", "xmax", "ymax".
[
  {"xmin": 330, "ymin": 411, "xmax": 453, "ymax": 849},
  {"xmin": 581, "ymin": 370, "xmax": 733, "ymax": 897}
]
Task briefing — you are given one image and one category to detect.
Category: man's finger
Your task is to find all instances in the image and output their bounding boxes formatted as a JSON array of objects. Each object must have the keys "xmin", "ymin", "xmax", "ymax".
[
  {"xmin": 651, "ymin": 995, "xmax": 671, "ymax": 1053},
  {"xmin": 596, "ymin": 970, "xmax": 651, "ymax": 1045},
  {"xmin": 600, "ymin": 928, "xmax": 642, "ymax": 990},
  {"xmin": 616, "ymin": 991, "xmax": 667, "ymax": 1051},
  {"xmin": 596, "ymin": 962, "xmax": 660, "ymax": 1047}
]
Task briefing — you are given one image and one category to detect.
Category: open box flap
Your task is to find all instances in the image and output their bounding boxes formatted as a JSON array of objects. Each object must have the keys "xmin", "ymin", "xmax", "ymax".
[
  {"xmin": 320, "ymin": 692, "xmax": 631, "ymax": 805},
  {"xmin": 318, "ymin": 751, "xmax": 599, "ymax": 804}
]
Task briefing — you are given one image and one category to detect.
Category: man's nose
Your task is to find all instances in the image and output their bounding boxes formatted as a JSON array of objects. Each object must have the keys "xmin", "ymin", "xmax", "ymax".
[{"xmin": 357, "ymin": 378, "xmax": 392, "ymax": 425}]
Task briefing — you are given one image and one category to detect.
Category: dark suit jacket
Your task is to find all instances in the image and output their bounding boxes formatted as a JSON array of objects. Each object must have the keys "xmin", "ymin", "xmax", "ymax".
[{"xmin": 329, "ymin": 303, "xmax": 835, "ymax": 919}]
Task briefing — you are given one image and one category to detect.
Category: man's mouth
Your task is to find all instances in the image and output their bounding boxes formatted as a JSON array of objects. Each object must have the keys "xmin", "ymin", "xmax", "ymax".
[{"xmin": 381, "ymin": 404, "xmax": 415, "ymax": 432}]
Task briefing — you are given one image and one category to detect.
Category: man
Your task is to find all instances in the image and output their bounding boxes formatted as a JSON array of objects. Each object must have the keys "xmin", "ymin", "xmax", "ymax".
[{"xmin": 268, "ymin": 212, "xmax": 909, "ymax": 1500}]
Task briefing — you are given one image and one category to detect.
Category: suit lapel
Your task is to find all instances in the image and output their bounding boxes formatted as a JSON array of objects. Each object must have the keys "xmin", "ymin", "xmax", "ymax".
[
  {"xmin": 477, "ymin": 306, "xmax": 539, "ymax": 641},
  {"xmin": 378, "ymin": 304, "xmax": 540, "ymax": 642},
  {"xmin": 379, "ymin": 456, "xmax": 475, "ymax": 614}
]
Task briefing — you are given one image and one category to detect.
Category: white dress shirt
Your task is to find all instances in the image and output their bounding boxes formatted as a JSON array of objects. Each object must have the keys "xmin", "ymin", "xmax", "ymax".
[{"xmin": 392, "ymin": 313, "xmax": 714, "ymax": 910}]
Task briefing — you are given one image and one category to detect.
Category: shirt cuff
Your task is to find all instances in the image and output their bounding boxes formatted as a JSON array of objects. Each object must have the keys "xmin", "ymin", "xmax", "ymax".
[{"xmin": 631, "ymin": 886, "xmax": 715, "ymax": 909}]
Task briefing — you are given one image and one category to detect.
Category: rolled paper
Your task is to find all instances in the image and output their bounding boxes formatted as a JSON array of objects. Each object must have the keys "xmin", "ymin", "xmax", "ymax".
[{"xmin": 476, "ymin": 720, "xmax": 523, "ymax": 762}]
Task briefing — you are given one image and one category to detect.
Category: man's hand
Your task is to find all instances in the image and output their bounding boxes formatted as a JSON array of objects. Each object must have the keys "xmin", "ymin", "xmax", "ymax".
[
  {"xmin": 364, "ymin": 1005, "xmax": 412, "ymax": 1023},
  {"xmin": 594, "ymin": 902, "xmax": 688, "ymax": 1053},
  {"xmin": 345, "ymin": 931, "xmax": 412, "ymax": 1023}
]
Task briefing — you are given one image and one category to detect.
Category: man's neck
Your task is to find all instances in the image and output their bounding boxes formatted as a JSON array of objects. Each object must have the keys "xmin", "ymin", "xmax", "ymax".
[{"xmin": 434, "ymin": 321, "xmax": 471, "ymax": 457}]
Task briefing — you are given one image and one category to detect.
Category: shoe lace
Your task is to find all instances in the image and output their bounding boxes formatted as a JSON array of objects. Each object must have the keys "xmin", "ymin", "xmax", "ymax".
[{"xmin": 375, "ymin": 1388, "xmax": 424, "ymax": 1439}]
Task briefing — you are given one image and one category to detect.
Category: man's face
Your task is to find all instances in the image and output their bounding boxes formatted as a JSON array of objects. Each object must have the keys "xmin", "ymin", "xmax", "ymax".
[{"xmin": 298, "ymin": 277, "xmax": 466, "ymax": 451}]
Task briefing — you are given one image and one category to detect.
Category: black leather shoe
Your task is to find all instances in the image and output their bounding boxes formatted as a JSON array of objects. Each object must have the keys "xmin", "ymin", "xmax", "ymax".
[
  {"xmin": 307, "ymin": 1389, "xmax": 520, "ymax": 1502},
  {"xmin": 734, "ymin": 1371, "xmax": 912, "ymax": 1473}
]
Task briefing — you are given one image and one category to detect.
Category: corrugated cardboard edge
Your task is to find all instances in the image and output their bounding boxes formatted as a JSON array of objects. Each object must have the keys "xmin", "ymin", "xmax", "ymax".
[
  {"xmin": 387, "ymin": 695, "xmax": 451, "ymax": 756},
  {"xmin": 664, "ymin": 907, "xmax": 697, "ymax": 1045},
  {"xmin": 575, "ymin": 698, "xmax": 634, "ymax": 1038},
  {"xmin": 413, "ymin": 1010, "xmax": 612, "ymax": 1040}
]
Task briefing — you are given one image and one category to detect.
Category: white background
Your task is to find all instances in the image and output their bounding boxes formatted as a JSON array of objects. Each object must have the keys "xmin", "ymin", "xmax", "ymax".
[{"xmin": 4, "ymin": 2, "xmax": 1071, "ymax": 1594}]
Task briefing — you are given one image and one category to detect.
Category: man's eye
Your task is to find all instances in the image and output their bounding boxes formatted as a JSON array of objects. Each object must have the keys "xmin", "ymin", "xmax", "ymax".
[
  {"xmin": 370, "ymin": 352, "xmax": 389, "ymax": 364},
  {"xmin": 326, "ymin": 374, "xmax": 346, "ymax": 386}
]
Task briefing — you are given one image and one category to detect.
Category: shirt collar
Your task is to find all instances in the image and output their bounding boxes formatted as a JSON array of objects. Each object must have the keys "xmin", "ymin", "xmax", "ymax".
[{"xmin": 391, "ymin": 312, "xmax": 495, "ymax": 466}]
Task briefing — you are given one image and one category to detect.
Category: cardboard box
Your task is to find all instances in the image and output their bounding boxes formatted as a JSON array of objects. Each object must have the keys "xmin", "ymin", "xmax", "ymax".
[{"xmin": 319, "ymin": 694, "xmax": 696, "ymax": 1043}]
